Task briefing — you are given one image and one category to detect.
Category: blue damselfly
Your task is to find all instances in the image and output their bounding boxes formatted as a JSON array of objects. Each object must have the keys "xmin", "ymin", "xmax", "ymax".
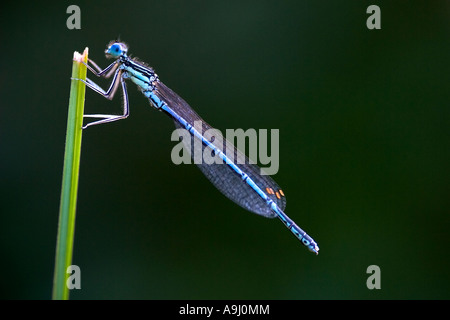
[{"xmin": 75, "ymin": 41, "xmax": 319, "ymax": 254}]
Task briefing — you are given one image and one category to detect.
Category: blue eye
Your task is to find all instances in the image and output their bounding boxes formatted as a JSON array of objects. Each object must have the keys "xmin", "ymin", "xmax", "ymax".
[
  {"xmin": 105, "ymin": 42, "xmax": 128, "ymax": 58},
  {"xmin": 112, "ymin": 44, "xmax": 120, "ymax": 52}
]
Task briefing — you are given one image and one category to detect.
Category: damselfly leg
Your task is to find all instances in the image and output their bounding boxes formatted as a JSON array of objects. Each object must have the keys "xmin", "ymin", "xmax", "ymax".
[
  {"xmin": 83, "ymin": 59, "xmax": 119, "ymax": 78},
  {"xmin": 73, "ymin": 59, "xmax": 130, "ymax": 129}
]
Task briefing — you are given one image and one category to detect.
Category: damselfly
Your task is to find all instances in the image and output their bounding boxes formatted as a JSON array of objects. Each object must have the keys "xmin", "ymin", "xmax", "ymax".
[{"xmin": 75, "ymin": 40, "xmax": 319, "ymax": 254}]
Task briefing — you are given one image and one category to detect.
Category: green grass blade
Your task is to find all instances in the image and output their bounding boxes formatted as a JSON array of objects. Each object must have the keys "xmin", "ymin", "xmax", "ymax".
[{"xmin": 52, "ymin": 48, "xmax": 88, "ymax": 300}]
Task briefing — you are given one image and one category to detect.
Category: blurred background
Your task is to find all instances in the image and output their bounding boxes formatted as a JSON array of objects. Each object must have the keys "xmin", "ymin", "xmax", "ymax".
[{"xmin": 1, "ymin": 1, "xmax": 449, "ymax": 299}]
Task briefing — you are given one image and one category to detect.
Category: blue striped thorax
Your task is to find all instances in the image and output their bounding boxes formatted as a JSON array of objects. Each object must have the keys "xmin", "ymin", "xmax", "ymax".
[
  {"xmin": 122, "ymin": 59, "xmax": 159, "ymax": 94},
  {"xmin": 106, "ymin": 41, "xmax": 160, "ymax": 103}
]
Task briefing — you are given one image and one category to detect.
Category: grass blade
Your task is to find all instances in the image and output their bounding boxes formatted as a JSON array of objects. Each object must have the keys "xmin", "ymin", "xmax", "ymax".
[{"xmin": 52, "ymin": 48, "xmax": 88, "ymax": 300}]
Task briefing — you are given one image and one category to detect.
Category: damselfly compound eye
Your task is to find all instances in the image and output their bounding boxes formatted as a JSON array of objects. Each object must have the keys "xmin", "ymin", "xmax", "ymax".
[{"xmin": 105, "ymin": 42, "xmax": 128, "ymax": 58}]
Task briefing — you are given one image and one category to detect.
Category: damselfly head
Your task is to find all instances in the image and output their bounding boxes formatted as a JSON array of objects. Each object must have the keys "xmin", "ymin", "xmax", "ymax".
[{"xmin": 105, "ymin": 41, "xmax": 128, "ymax": 59}]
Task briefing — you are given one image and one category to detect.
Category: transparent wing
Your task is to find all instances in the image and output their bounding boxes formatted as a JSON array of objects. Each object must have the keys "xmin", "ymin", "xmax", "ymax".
[{"xmin": 156, "ymin": 82, "xmax": 286, "ymax": 218}]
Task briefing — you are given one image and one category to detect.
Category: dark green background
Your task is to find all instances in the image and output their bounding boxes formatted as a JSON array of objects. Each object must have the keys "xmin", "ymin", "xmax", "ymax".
[{"xmin": 1, "ymin": 1, "xmax": 449, "ymax": 299}]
